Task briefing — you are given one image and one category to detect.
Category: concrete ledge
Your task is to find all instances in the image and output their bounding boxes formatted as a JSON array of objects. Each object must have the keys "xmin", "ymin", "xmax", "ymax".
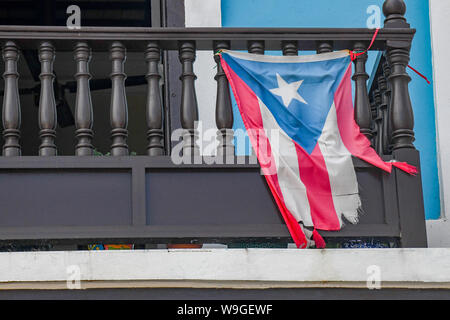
[
  {"xmin": 1, "ymin": 248, "xmax": 450, "ymax": 290},
  {"xmin": 3, "ymin": 280, "xmax": 450, "ymax": 291}
]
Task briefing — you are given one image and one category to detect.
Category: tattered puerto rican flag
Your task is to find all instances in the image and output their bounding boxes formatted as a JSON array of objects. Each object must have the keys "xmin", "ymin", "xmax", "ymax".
[{"xmin": 218, "ymin": 49, "xmax": 417, "ymax": 249}]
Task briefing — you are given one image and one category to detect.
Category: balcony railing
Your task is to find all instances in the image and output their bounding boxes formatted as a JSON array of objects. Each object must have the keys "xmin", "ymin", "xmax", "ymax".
[{"xmin": 0, "ymin": 0, "xmax": 427, "ymax": 248}]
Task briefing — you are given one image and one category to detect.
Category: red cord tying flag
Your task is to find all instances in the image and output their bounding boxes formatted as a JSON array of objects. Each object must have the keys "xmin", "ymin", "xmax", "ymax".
[
  {"xmin": 351, "ymin": 28, "xmax": 431, "ymax": 85},
  {"xmin": 407, "ymin": 65, "xmax": 431, "ymax": 84},
  {"xmin": 390, "ymin": 161, "xmax": 419, "ymax": 176},
  {"xmin": 350, "ymin": 28, "xmax": 380, "ymax": 61}
]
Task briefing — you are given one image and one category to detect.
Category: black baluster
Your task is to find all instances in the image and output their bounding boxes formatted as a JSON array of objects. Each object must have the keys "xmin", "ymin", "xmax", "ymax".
[
  {"xmin": 373, "ymin": 88, "xmax": 382, "ymax": 154},
  {"xmin": 214, "ymin": 40, "xmax": 234, "ymax": 158},
  {"xmin": 109, "ymin": 41, "xmax": 128, "ymax": 156},
  {"xmin": 179, "ymin": 41, "xmax": 199, "ymax": 156},
  {"xmin": 352, "ymin": 42, "xmax": 373, "ymax": 140},
  {"xmin": 248, "ymin": 40, "xmax": 265, "ymax": 55},
  {"xmin": 384, "ymin": 0, "xmax": 414, "ymax": 150},
  {"xmin": 38, "ymin": 41, "xmax": 57, "ymax": 156},
  {"xmin": 2, "ymin": 41, "xmax": 21, "ymax": 156},
  {"xmin": 316, "ymin": 41, "xmax": 333, "ymax": 54},
  {"xmin": 370, "ymin": 91, "xmax": 379, "ymax": 120},
  {"xmin": 282, "ymin": 40, "xmax": 298, "ymax": 56},
  {"xmin": 378, "ymin": 74, "xmax": 390, "ymax": 155},
  {"xmin": 369, "ymin": 94, "xmax": 377, "ymax": 150},
  {"xmin": 382, "ymin": 60, "xmax": 392, "ymax": 153},
  {"xmin": 386, "ymin": 49, "xmax": 414, "ymax": 149},
  {"xmin": 369, "ymin": 88, "xmax": 376, "ymax": 142},
  {"xmin": 74, "ymin": 42, "xmax": 94, "ymax": 156},
  {"xmin": 145, "ymin": 41, "xmax": 164, "ymax": 156}
]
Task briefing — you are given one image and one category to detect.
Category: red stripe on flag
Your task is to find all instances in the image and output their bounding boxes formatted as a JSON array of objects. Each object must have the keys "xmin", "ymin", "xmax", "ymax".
[
  {"xmin": 335, "ymin": 65, "xmax": 418, "ymax": 175},
  {"xmin": 294, "ymin": 143, "xmax": 341, "ymax": 231},
  {"xmin": 334, "ymin": 64, "xmax": 392, "ymax": 173}
]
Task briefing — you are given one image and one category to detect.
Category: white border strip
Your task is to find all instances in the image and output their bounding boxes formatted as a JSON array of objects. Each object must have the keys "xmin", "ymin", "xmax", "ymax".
[
  {"xmin": 221, "ymin": 49, "xmax": 350, "ymax": 63},
  {"xmin": 185, "ymin": 0, "xmax": 221, "ymax": 27},
  {"xmin": 429, "ymin": 0, "xmax": 450, "ymax": 221},
  {"xmin": 184, "ymin": 0, "xmax": 222, "ymax": 155},
  {"xmin": 2, "ymin": 249, "xmax": 450, "ymax": 288},
  {"xmin": 426, "ymin": 0, "xmax": 450, "ymax": 247}
]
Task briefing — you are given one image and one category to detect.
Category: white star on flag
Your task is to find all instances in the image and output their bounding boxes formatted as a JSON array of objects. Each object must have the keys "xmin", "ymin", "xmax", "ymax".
[{"xmin": 270, "ymin": 73, "xmax": 308, "ymax": 107}]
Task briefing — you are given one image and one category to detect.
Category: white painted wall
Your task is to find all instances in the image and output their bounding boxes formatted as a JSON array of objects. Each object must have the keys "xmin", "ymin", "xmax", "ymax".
[
  {"xmin": 426, "ymin": 0, "xmax": 450, "ymax": 247},
  {"xmin": 185, "ymin": 0, "xmax": 222, "ymax": 155}
]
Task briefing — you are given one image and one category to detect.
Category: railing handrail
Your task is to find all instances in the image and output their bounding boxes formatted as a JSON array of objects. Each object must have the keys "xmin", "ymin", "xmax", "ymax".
[{"xmin": 0, "ymin": 26, "xmax": 415, "ymax": 51}]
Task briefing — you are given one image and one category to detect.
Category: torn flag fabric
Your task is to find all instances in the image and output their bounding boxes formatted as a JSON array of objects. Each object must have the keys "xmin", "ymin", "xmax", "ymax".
[{"xmin": 218, "ymin": 49, "xmax": 417, "ymax": 249}]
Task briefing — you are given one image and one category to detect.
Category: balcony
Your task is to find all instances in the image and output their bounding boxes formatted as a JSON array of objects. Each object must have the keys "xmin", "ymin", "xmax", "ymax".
[{"xmin": 0, "ymin": 3, "xmax": 427, "ymax": 249}]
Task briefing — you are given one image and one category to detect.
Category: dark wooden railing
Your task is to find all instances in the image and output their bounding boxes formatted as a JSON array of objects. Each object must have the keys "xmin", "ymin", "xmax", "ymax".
[
  {"xmin": 0, "ymin": 30, "xmax": 416, "ymax": 156},
  {"xmin": 0, "ymin": 0, "xmax": 427, "ymax": 247}
]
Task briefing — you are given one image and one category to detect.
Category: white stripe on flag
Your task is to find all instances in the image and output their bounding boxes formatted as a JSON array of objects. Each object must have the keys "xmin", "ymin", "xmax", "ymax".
[
  {"xmin": 221, "ymin": 49, "xmax": 350, "ymax": 64},
  {"xmin": 318, "ymin": 103, "xmax": 361, "ymax": 226},
  {"xmin": 257, "ymin": 98, "xmax": 313, "ymax": 227}
]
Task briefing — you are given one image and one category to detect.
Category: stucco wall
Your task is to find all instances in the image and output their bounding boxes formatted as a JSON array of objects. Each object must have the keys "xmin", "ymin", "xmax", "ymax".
[{"xmin": 185, "ymin": 0, "xmax": 221, "ymax": 155}]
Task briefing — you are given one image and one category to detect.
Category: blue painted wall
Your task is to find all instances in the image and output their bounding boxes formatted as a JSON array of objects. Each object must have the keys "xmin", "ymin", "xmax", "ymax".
[{"xmin": 221, "ymin": 0, "xmax": 440, "ymax": 219}]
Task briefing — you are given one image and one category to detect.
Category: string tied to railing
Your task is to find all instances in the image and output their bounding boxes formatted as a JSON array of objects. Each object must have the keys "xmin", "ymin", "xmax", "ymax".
[
  {"xmin": 350, "ymin": 28, "xmax": 380, "ymax": 61},
  {"xmin": 407, "ymin": 64, "xmax": 431, "ymax": 85},
  {"xmin": 350, "ymin": 27, "xmax": 431, "ymax": 84}
]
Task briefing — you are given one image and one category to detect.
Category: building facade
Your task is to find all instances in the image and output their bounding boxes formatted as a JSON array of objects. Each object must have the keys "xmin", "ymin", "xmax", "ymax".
[{"xmin": 1, "ymin": 0, "xmax": 450, "ymax": 298}]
